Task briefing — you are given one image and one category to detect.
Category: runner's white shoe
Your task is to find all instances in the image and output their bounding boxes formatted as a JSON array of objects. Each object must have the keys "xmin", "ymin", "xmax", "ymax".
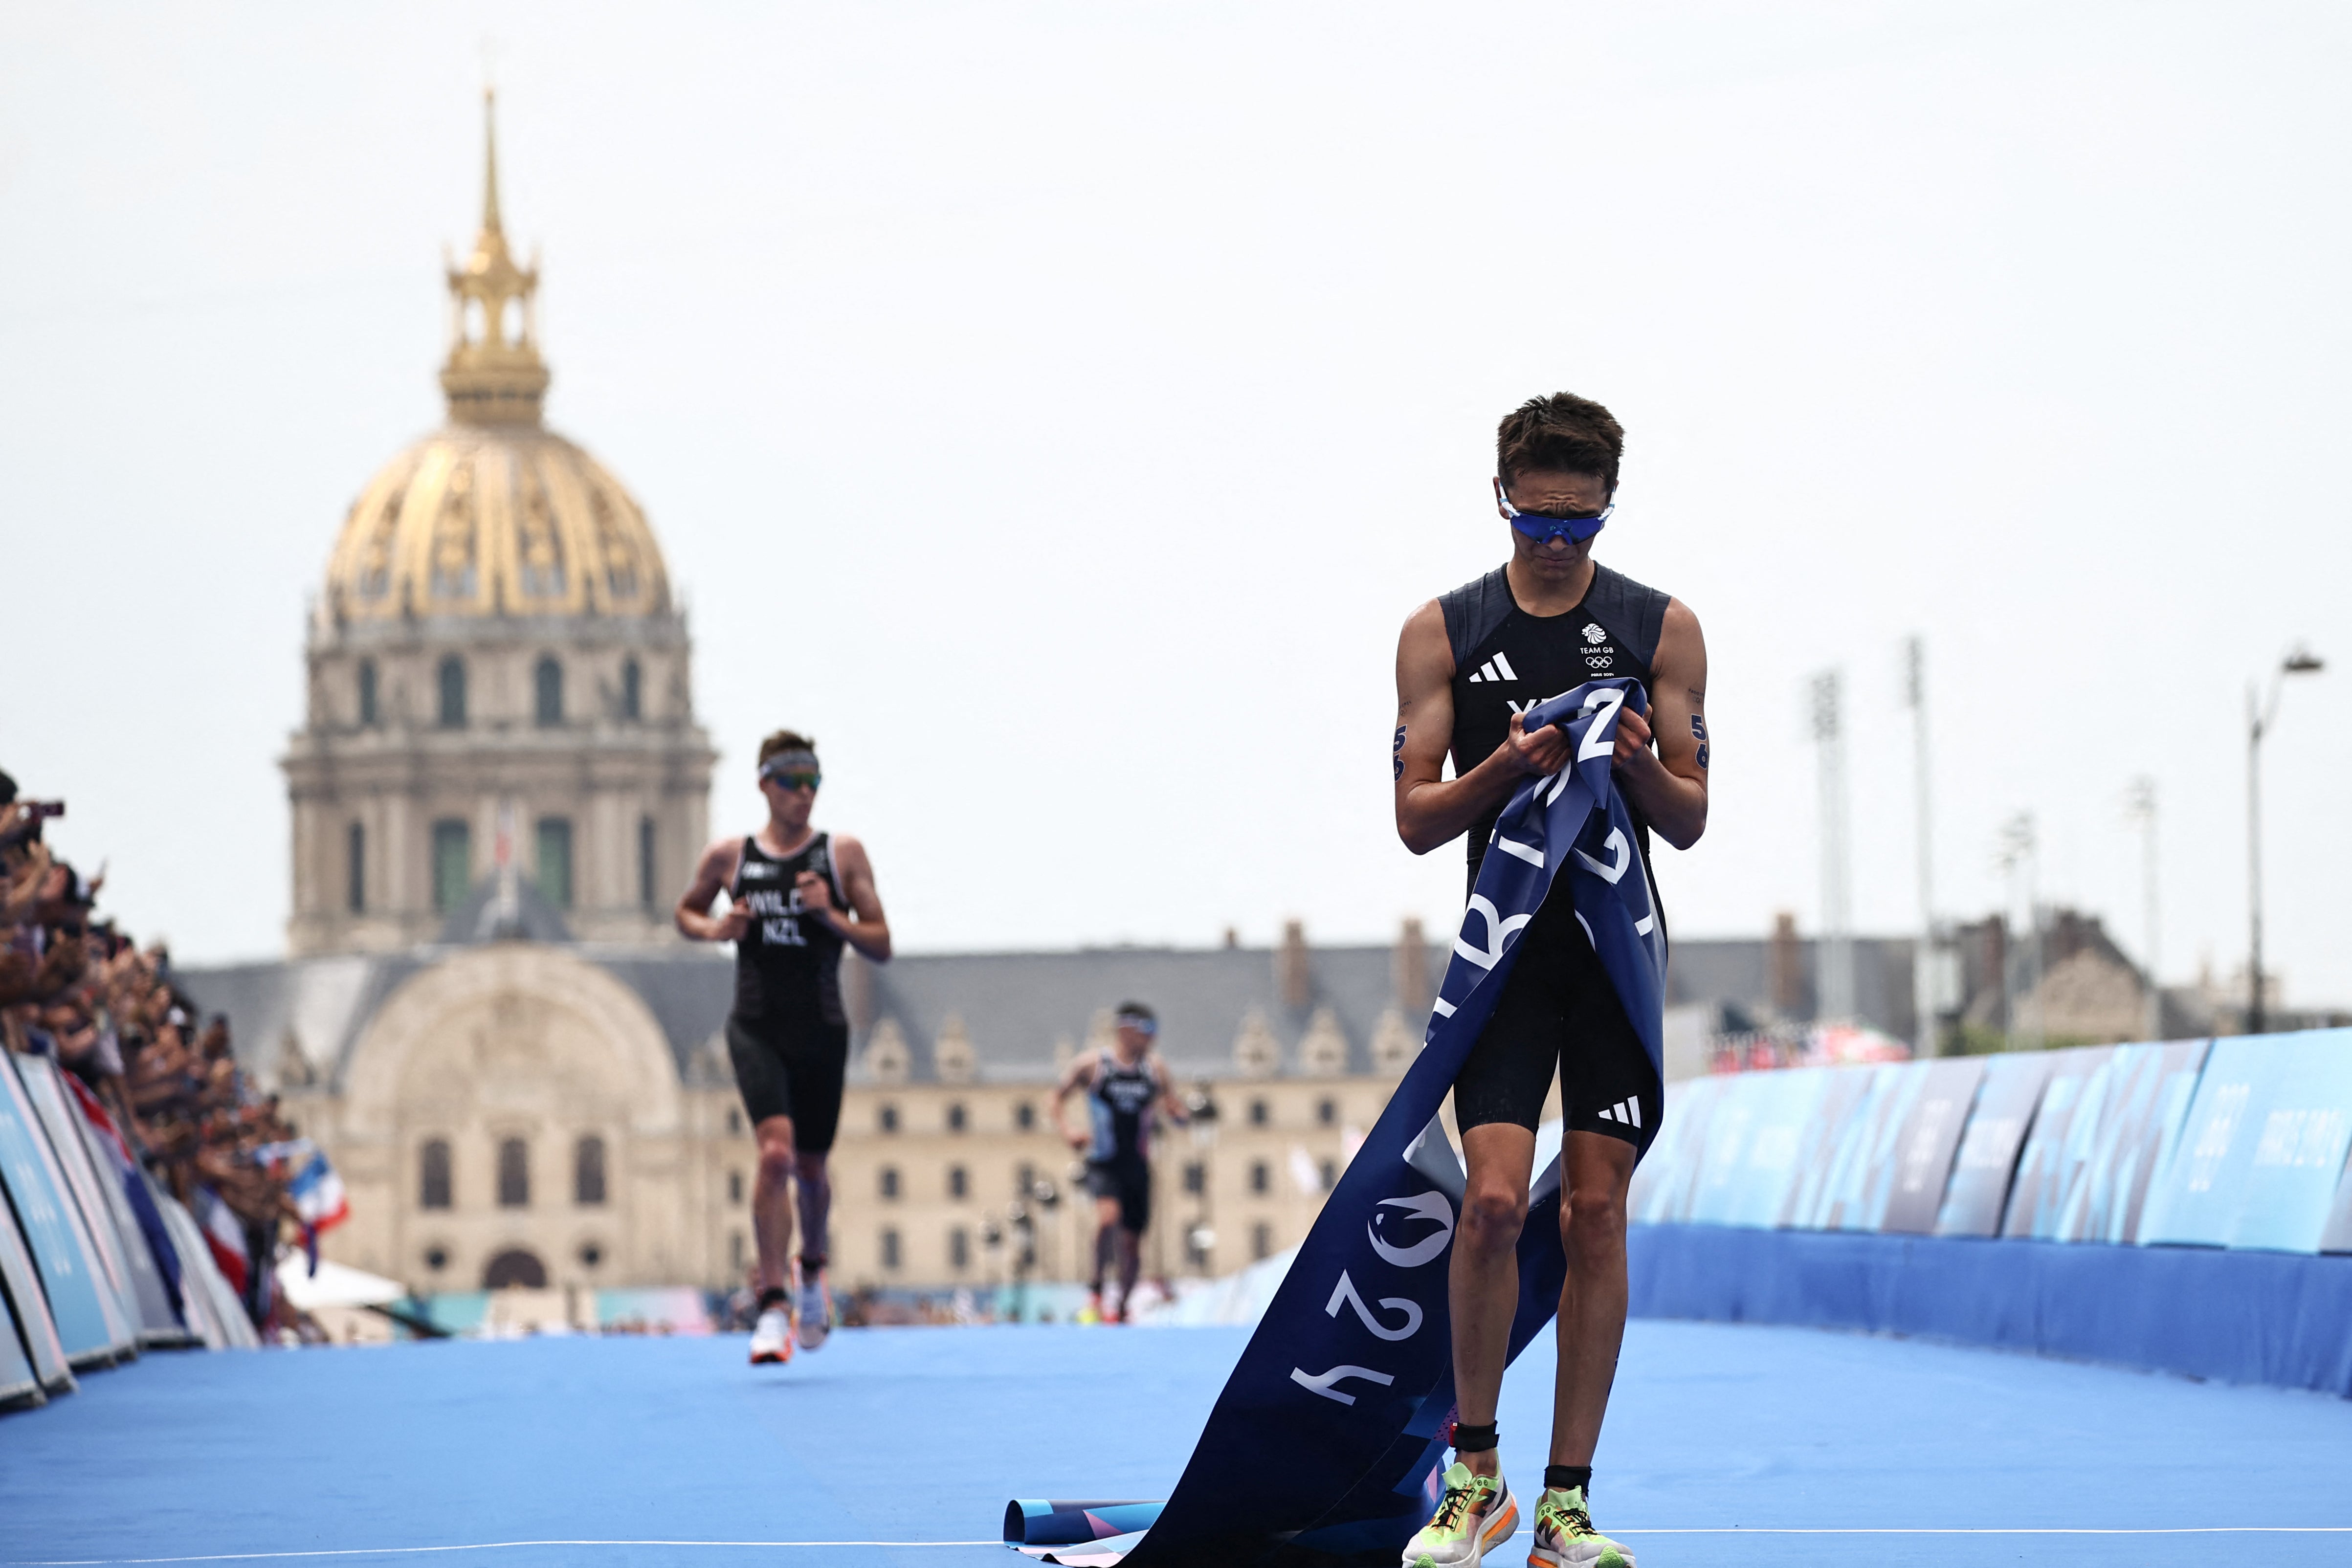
[
  {"xmin": 1402, "ymin": 1461, "xmax": 1517, "ymax": 1568},
  {"xmin": 795, "ymin": 1269, "xmax": 831, "ymax": 1350},
  {"xmin": 749, "ymin": 1303, "xmax": 794, "ymax": 1365},
  {"xmin": 1527, "ymin": 1485, "xmax": 1633, "ymax": 1568}
]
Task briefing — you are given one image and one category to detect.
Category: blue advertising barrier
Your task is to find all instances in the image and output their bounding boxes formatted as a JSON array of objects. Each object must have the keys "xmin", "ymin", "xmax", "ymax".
[
  {"xmin": 1628, "ymin": 1223, "xmax": 2352, "ymax": 1396},
  {"xmin": 2141, "ymin": 1030, "xmax": 2352, "ymax": 1253},
  {"xmin": 0, "ymin": 1055, "xmax": 125, "ymax": 1367}
]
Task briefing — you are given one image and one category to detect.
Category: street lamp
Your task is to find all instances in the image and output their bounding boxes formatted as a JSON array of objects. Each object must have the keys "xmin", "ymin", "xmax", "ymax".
[{"xmin": 2247, "ymin": 646, "xmax": 2325, "ymax": 1034}]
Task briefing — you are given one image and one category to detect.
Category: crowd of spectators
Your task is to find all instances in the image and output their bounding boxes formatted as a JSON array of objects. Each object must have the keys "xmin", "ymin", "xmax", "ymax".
[{"xmin": 0, "ymin": 768, "xmax": 298, "ymax": 1332}]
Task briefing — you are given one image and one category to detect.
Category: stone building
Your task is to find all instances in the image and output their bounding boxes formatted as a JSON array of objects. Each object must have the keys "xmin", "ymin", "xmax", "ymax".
[{"xmin": 180, "ymin": 104, "xmax": 1436, "ymax": 1302}]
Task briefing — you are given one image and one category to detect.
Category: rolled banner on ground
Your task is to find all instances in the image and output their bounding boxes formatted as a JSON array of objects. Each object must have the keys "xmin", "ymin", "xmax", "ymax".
[{"xmin": 1004, "ymin": 1501, "xmax": 1166, "ymax": 1549}]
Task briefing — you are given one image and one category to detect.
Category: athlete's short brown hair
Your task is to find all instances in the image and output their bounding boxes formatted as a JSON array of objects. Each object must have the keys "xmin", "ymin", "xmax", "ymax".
[
  {"xmin": 756, "ymin": 729, "xmax": 818, "ymax": 766},
  {"xmin": 1496, "ymin": 393, "xmax": 1624, "ymax": 494}
]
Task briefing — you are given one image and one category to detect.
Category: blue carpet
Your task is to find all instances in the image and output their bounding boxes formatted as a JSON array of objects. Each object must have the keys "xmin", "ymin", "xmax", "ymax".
[{"xmin": 2, "ymin": 1321, "xmax": 2347, "ymax": 1568}]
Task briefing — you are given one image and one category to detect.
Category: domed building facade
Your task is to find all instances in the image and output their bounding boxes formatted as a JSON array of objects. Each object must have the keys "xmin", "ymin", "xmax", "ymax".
[
  {"xmin": 285, "ymin": 111, "xmax": 709, "ymax": 954},
  {"xmin": 184, "ymin": 106, "xmax": 1446, "ymax": 1322}
]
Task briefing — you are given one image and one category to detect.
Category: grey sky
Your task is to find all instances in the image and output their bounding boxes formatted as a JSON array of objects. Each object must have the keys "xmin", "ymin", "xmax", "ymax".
[{"xmin": 3, "ymin": 3, "xmax": 2347, "ymax": 1008}]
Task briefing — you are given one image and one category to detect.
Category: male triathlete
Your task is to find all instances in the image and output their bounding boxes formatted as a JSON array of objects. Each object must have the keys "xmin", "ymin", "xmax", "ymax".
[
  {"xmin": 1391, "ymin": 394, "xmax": 1709, "ymax": 1568},
  {"xmin": 678, "ymin": 730, "xmax": 892, "ymax": 1365},
  {"xmin": 1050, "ymin": 1002, "xmax": 1189, "ymax": 1324}
]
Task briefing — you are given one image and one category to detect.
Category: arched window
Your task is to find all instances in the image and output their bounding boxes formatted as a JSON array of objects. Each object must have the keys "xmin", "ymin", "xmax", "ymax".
[
  {"xmin": 347, "ymin": 822, "xmax": 366, "ymax": 914},
  {"xmin": 879, "ymin": 1166, "xmax": 901, "ymax": 1200},
  {"xmin": 948, "ymin": 1227, "xmax": 970, "ymax": 1271},
  {"xmin": 574, "ymin": 1134, "xmax": 607, "ymax": 1206},
  {"xmin": 482, "ymin": 1249, "xmax": 547, "ymax": 1290},
  {"xmin": 946, "ymin": 1103, "xmax": 968, "ymax": 1133},
  {"xmin": 947, "ymin": 1165, "xmax": 968, "ymax": 1200},
  {"xmin": 419, "ymin": 1138, "xmax": 452, "ymax": 1210},
  {"xmin": 497, "ymin": 1137, "xmax": 530, "ymax": 1208},
  {"xmin": 621, "ymin": 657, "xmax": 642, "ymax": 720},
  {"xmin": 357, "ymin": 659, "xmax": 378, "ymax": 726},
  {"xmin": 879, "ymin": 1228, "xmax": 902, "ymax": 1271},
  {"xmin": 638, "ymin": 816, "xmax": 657, "ymax": 908},
  {"xmin": 533, "ymin": 656, "xmax": 563, "ymax": 726},
  {"xmin": 437, "ymin": 656, "xmax": 467, "ymax": 727}
]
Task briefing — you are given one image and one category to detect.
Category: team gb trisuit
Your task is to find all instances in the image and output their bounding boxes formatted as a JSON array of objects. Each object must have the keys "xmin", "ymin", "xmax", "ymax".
[
  {"xmin": 1441, "ymin": 561, "xmax": 1670, "ymax": 1154},
  {"xmin": 1084, "ymin": 1053, "xmax": 1162, "ymax": 1233},
  {"xmin": 725, "ymin": 832, "xmax": 850, "ymax": 1152}
]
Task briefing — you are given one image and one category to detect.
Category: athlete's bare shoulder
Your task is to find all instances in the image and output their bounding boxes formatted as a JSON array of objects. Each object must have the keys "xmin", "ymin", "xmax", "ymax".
[
  {"xmin": 1397, "ymin": 597, "xmax": 1451, "ymax": 664},
  {"xmin": 688, "ymin": 835, "xmax": 745, "ymax": 889},
  {"xmin": 1657, "ymin": 597, "xmax": 1708, "ymax": 682}
]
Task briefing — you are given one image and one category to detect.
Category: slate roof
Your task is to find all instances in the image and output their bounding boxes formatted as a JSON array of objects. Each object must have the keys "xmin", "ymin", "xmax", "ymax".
[{"xmin": 178, "ymin": 919, "xmax": 1922, "ymax": 1093}]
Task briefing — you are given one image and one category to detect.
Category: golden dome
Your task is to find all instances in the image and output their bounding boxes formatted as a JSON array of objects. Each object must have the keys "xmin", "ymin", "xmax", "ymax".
[{"xmin": 323, "ymin": 92, "xmax": 670, "ymax": 624}]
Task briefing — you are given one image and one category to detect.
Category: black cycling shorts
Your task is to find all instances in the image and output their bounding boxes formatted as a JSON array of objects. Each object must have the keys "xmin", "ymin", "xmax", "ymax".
[
  {"xmin": 1085, "ymin": 1157, "xmax": 1152, "ymax": 1234},
  {"xmin": 1451, "ymin": 893, "xmax": 1661, "ymax": 1154},
  {"xmin": 726, "ymin": 1013, "xmax": 849, "ymax": 1153}
]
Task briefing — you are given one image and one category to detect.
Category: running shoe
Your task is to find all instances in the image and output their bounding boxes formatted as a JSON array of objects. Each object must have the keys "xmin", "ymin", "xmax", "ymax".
[
  {"xmin": 1401, "ymin": 1461, "xmax": 1517, "ymax": 1568},
  {"xmin": 748, "ymin": 1303, "xmax": 794, "ymax": 1365},
  {"xmin": 794, "ymin": 1267, "xmax": 831, "ymax": 1351},
  {"xmin": 1527, "ymin": 1486, "xmax": 1633, "ymax": 1568}
]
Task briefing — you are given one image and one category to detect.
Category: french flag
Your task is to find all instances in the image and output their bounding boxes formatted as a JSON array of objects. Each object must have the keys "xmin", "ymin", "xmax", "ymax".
[{"xmin": 288, "ymin": 1147, "xmax": 350, "ymax": 1234}]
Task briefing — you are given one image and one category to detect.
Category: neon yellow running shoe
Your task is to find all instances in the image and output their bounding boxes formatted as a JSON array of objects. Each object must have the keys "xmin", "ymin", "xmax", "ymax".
[
  {"xmin": 1527, "ymin": 1486, "xmax": 1633, "ymax": 1568},
  {"xmin": 1402, "ymin": 1461, "xmax": 1518, "ymax": 1568}
]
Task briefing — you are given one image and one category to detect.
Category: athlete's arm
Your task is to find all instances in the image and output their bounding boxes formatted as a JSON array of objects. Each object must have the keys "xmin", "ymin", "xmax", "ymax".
[
  {"xmin": 1050, "ymin": 1052, "xmax": 1098, "ymax": 1150},
  {"xmin": 1612, "ymin": 598, "xmax": 1709, "ymax": 850},
  {"xmin": 797, "ymin": 833, "xmax": 892, "ymax": 963},
  {"xmin": 1393, "ymin": 598, "xmax": 1571, "ymax": 855},
  {"xmin": 1153, "ymin": 1055, "xmax": 1190, "ymax": 1126},
  {"xmin": 674, "ymin": 838, "xmax": 750, "ymax": 943}
]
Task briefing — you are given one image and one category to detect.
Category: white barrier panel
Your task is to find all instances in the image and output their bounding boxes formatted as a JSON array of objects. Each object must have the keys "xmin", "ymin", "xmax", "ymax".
[
  {"xmin": 31, "ymin": 1060, "xmax": 193, "ymax": 1347},
  {"xmin": 153, "ymin": 1186, "xmax": 259, "ymax": 1349}
]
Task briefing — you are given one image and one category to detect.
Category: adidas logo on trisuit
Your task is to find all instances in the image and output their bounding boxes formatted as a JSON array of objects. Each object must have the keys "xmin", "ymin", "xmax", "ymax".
[
  {"xmin": 1465, "ymin": 652, "xmax": 1519, "ymax": 684},
  {"xmin": 1597, "ymin": 1096, "xmax": 1642, "ymax": 1128}
]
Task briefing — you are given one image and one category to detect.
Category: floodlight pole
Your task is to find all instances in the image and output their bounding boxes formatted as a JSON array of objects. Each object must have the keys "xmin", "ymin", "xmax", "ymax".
[
  {"xmin": 2125, "ymin": 777, "xmax": 2159, "ymax": 1040},
  {"xmin": 2246, "ymin": 647, "xmax": 2324, "ymax": 1035}
]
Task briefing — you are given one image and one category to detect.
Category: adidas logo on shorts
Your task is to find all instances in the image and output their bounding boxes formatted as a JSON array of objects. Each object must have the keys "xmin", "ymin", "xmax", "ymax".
[{"xmin": 1597, "ymin": 1096, "xmax": 1642, "ymax": 1128}]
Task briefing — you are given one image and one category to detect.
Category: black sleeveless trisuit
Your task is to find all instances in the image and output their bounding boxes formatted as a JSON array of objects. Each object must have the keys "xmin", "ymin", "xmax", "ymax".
[
  {"xmin": 1081, "ymin": 1052, "xmax": 1163, "ymax": 1234},
  {"xmin": 1439, "ymin": 562, "xmax": 1668, "ymax": 1152},
  {"xmin": 723, "ymin": 832, "xmax": 851, "ymax": 1151}
]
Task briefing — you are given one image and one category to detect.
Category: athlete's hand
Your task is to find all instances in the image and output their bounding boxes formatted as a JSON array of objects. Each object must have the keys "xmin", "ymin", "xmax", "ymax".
[
  {"xmin": 1501, "ymin": 711, "xmax": 1572, "ymax": 777},
  {"xmin": 1612, "ymin": 705, "xmax": 1655, "ymax": 770},
  {"xmin": 794, "ymin": 870, "xmax": 837, "ymax": 920},
  {"xmin": 1064, "ymin": 1126, "xmax": 1089, "ymax": 1152},
  {"xmin": 712, "ymin": 902, "xmax": 753, "ymax": 942}
]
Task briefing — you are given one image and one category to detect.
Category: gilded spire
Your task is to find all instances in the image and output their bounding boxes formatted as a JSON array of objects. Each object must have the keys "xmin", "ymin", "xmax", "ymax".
[
  {"xmin": 480, "ymin": 88, "xmax": 504, "ymax": 237},
  {"xmin": 440, "ymin": 88, "xmax": 548, "ymax": 425}
]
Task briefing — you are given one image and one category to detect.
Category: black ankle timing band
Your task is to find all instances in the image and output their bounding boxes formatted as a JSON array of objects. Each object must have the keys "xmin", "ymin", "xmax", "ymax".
[
  {"xmin": 1544, "ymin": 1464, "xmax": 1592, "ymax": 1495},
  {"xmin": 1451, "ymin": 1421, "xmax": 1498, "ymax": 1454}
]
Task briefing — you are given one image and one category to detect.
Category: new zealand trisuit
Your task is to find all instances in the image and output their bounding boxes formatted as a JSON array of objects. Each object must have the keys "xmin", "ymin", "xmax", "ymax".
[
  {"xmin": 1083, "ymin": 1053, "xmax": 1160, "ymax": 1233},
  {"xmin": 1442, "ymin": 562, "xmax": 1667, "ymax": 1153},
  {"xmin": 724, "ymin": 832, "xmax": 850, "ymax": 1152}
]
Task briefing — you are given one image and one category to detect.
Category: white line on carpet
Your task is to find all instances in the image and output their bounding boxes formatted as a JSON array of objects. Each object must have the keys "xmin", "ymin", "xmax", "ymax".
[{"xmin": 17, "ymin": 1529, "xmax": 2352, "ymax": 1565}]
